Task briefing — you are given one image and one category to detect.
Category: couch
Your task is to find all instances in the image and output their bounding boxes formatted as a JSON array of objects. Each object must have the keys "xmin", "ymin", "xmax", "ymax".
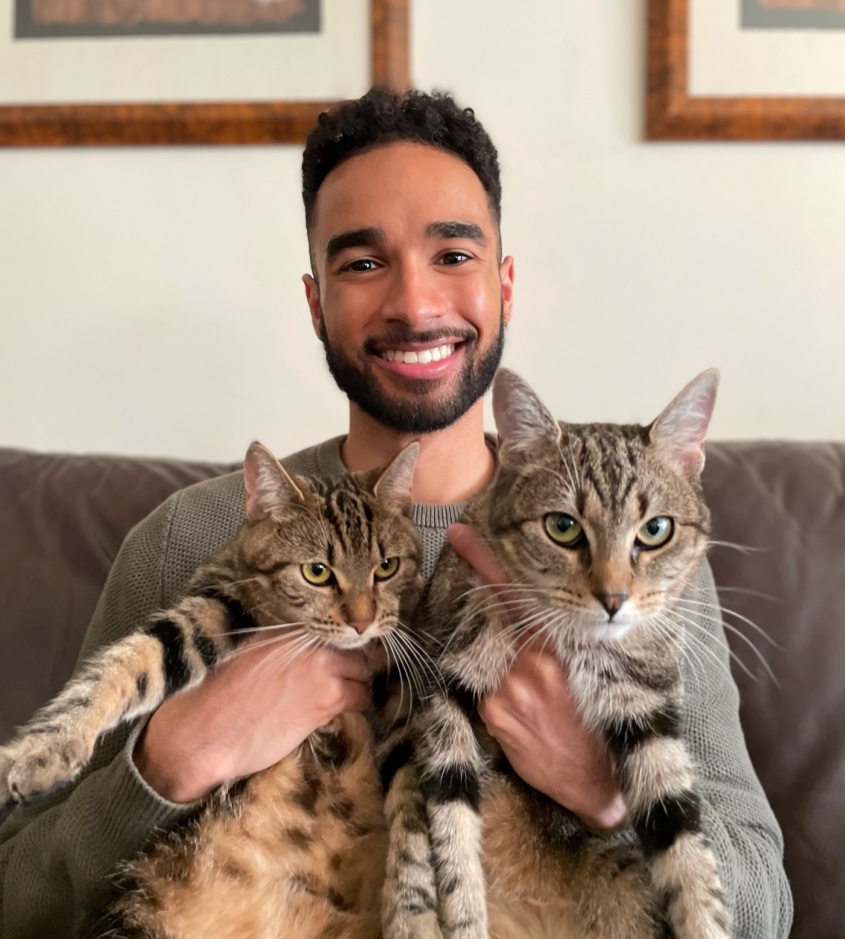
[{"xmin": 0, "ymin": 441, "xmax": 842, "ymax": 938}]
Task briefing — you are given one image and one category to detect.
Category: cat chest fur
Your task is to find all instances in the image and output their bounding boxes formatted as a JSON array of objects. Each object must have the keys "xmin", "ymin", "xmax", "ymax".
[{"xmin": 111, "ymin": 713, "xmax": 389, "ymax": 939}]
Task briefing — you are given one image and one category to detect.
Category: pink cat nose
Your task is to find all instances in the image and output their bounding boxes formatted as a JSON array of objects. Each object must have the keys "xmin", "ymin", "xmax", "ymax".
[
  {"xmin": 350, "ymin": 620, "xmax": 374, "ymax": 635},
  {"xmin": 594, "ymin": 591, "xmax": 629, "ymax": 620}
]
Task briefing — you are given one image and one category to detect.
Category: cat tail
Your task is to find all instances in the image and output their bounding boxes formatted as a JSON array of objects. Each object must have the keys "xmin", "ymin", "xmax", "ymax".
[
  {"xmin": 0, "ymin": 586, "xmax": 250, "ymax": 809},
  {"xmin": 605, "ymin": 712, "xmax": 732, "ymax": 939}
]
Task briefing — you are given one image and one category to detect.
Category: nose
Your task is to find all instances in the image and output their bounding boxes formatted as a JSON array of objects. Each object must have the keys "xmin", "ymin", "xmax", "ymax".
[
  {"xmin": 384, "ymin": 259, "xmax": 443, "ymax": 329},
  {"xmin": 594, "ymin": 591, "xmax": 629, "ymax": 620},
  {"xmin": 349, "ymin": 620, "xmax": 374, "ymax": 635}
]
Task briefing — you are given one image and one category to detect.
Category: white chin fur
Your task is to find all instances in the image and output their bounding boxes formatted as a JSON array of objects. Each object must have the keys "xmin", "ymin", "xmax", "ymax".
[{"xmin": 592, "ymin": 619, "xmax": 637, "ymax": 641}]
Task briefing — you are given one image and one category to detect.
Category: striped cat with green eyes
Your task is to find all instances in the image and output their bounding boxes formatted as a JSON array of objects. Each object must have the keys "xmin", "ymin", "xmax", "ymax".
[
  {"xmin": 0, "ymin": 442, "xmax": 424, "ymax": 939},
  {"xmin": 383, "ymin": 368, "xmax": 731, "ymax": 939}
]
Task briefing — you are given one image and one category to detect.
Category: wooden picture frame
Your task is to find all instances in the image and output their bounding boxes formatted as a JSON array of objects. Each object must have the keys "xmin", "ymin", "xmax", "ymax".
[
  {"xmin": 0, "ymin": 0, "xmax": 409, "ymax": 147},
  {"xmin": 647, "ymin": 0, "xmax": 845, "ymax": 140}
]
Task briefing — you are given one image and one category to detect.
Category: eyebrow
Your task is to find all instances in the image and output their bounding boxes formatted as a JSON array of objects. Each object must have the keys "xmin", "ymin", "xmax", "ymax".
[
  {"xmin": 425, "ymin": 220, "xmax": 488, "ymax": 247},
  {"xmin": 325, "ymin": 226, "xmax": 385, "ymax": 262}
]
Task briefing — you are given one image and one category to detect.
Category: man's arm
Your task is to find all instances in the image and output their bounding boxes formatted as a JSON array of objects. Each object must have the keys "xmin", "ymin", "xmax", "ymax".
[{"xmin": 0, "ymin": 495, "xmax": 197, "ymax": 939}]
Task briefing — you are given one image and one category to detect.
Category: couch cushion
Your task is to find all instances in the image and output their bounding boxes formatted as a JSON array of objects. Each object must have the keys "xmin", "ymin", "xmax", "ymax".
[{"xmin": 0, "ymin": 448, "xmax": 235, "ymax": 744}]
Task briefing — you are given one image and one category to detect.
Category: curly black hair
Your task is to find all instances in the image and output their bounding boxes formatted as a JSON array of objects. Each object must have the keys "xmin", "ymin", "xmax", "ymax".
[{"xmin": 302, "ymin": 87, "xmax": 501, "ymax": 245}]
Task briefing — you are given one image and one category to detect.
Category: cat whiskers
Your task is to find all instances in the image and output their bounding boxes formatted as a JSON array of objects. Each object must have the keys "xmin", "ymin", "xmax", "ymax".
[
  {"xmin": 379, "ymin": 632, "xmax": 429, "ymax": 726},
  {"xmin": 707, "ymin": 540, "xmax": 768, "ymax": 554},
  {"xmin": 669, "ymin": 599, "xmax": 781, "ymax": 686},
  {"xmin": 646, "ymin": 612, "xmax": 740, "ymax": 685},
  {"xmin": 249, "ymin": 632, "xmax": 323, "ymax": 682},
  {"xmin": 391, "ymin": 624, "xmax": 447, "ymax": 697},
  {"xmin": 672, "ymin": 597, "xmax": 782, "ymax": 648}
]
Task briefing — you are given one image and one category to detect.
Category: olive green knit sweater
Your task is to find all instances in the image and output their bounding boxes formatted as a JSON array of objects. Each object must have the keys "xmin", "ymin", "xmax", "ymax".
[{"xmin": 0, "ymin": 438, "xmax": 792, "ymax": 938}]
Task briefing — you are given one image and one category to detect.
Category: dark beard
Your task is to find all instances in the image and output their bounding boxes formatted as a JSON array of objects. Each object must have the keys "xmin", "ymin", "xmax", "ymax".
[{"xmin": 320, "ymin": 307, "xmax": 505, "ymax": 435}]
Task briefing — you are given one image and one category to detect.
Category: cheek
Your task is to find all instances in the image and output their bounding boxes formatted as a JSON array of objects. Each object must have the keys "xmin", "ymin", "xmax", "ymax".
[
  {"xmin": 323, "ymin": 281, "xmax": 386, "ymax": 345},
  {"xmin": 454, "ymin": 276, "xmax": 501, "ymax": 339}
]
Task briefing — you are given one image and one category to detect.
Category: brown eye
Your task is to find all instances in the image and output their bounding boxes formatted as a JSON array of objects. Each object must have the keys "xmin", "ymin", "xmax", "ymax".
[
  {"xmin": 637, "ymin": 517, "xmax": 674, "ymax": 549},
  {"xmin": 301, "ymin": 562, "xmax": 333, "ymax": 585},
  {"xmin": 374, "ymin": 557, "xmax": 400, "ymax": 581},
  {"xmin": 544, "ymin": 513, "xmax": 584, "ymax": 547}
]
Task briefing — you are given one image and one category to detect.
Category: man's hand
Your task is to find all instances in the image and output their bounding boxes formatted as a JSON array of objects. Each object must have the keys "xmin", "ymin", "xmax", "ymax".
[
  {"xmin": 134, "ymin": 635, "xmax": 371, "ymax": 804},
  {"xmin": 448, "ymin": 523, "xmax": 627, "ymax": 830}
]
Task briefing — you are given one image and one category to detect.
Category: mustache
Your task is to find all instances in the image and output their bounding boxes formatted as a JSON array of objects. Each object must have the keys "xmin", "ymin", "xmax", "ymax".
[{"xmin": 363, "ymin": 326, "xmax": 478, "ymax": 353}]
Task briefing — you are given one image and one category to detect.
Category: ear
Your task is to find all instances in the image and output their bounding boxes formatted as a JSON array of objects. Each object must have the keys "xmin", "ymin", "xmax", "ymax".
[
  {"xmin": 243, "ymin": 441, "xmax": 304, "ymax": 520},
  {"xmin": 374, "ymin": 442, "xmax": 419, "ymax": 504},
  {"xmin": 492, "ymin": 368, "xmax": 561, "ymax": 469},
  {"xmin": 648, "ymin": 370, "xmax": 720, "ymax": 477}
]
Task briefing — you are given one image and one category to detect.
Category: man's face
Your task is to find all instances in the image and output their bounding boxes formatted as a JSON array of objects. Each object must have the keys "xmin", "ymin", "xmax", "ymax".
[{"xmin": 304, "ymin": 142, "xmax": 514, "ymax": 435}]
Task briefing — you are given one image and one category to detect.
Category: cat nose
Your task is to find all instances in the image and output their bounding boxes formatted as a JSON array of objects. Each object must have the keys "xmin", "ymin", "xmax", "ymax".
[
  {"xmin": 594, "ymin": 591, "xmax": 629, "ymax": 620},
  {"xmin": 349, "ymin": 620, "xmax": 374, "ymax": 635}
]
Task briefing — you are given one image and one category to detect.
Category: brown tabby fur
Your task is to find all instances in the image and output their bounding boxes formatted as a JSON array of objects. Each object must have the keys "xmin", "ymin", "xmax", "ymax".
[
  {"xmin": 0, "ymin": 442, "xmax": 423, "ymax": 939},
  {"xmin": 383, "ymin": 368, "xmax": 730, "ymax": 939}
]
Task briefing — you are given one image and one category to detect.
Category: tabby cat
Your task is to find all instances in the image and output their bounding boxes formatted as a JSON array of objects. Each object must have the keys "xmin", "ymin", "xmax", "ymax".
[
  {"xmin": 382, "ymin": 368, "xmax": 730, "ymax": 939},
  {"xmin": 0, "ymin": 441, "xmax": 423, "ymax": 939}
]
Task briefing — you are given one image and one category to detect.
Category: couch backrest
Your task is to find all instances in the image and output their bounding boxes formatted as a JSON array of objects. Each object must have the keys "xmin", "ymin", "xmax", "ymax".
[{"xmin": 1, "ymin": 442, "xmax": 843, "ymax": 937}]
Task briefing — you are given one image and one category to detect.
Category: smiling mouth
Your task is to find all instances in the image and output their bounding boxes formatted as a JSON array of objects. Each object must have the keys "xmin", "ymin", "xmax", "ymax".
[{"xmin": 379, "ymin": 342, "xmax": 459, "ymax": 364}]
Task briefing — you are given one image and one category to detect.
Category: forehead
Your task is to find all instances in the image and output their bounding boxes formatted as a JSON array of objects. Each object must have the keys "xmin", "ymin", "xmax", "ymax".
[{"xmin": 311, "ymin": 141, "xmax": 495, "ymax": 245}]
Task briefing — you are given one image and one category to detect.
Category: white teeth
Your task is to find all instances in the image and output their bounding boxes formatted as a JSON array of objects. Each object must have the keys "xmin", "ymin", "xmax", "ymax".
[{"xmin": 381, "ymin": 344, "xmax": 456, "ymax": 364}]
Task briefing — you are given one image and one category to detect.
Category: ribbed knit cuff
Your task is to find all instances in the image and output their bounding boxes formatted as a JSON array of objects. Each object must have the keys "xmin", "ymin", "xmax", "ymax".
[{"xmin": 411, "ymin": 501, "xmax": 469, "ymax": 530}]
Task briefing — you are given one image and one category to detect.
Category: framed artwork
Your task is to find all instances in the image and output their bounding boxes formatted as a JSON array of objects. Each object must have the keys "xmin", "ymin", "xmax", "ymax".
[
  {"xmin": 0, "ymin": 0, "xmax": 409, "ymax": 146},
  {"xmin": 648, "ymin": 0, "xmax": 845, "ymax": 139}
]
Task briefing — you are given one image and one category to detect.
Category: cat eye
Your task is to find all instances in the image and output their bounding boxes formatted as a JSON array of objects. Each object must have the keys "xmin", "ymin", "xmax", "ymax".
[
  {"xmin": 544, "ymin": 513, "xmax": 584, "ymax": 547},
  {"xmin": 374, "ymin": 557, "xmax": 400, "ymax": 581},
  {"xmin": 301, "ymin": 562, "xmax": 334, "ymax": 586},
  {"xmin": 636, "ymin": 516, "xmax": 674, "ymax": 549}
]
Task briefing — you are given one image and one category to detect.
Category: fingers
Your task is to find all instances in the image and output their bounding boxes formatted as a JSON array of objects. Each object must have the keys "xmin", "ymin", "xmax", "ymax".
[
  {"xmin": 447, "ymin": 523, "xmax": 509, "ymax": 587},
  {"xmin": 342, "ymin": 678, "xmax": 373, "ymax": 713},
  {"xmin": 325, "ymin": 649, "xmax": 372, "ymax": 683}
]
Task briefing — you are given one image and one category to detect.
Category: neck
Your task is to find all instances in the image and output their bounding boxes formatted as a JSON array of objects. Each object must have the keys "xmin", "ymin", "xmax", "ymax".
[{"xmin": 341, "ymin": 401, "xmax": 496, "ymax": 504}]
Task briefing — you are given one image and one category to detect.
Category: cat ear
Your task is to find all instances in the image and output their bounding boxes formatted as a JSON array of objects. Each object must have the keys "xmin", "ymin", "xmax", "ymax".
[
  {"xmin": 493, "ymin": 368, "xmax": 561, "ymax": 469},
  {"xmin": 648, "ymin": 370, "xmax": 720, "ymax": 477},
  {"xmin": 374, "ymin": 442, "xmax": 419, "ymax": 504},
  {"xmin": 243, "ymin": 441, "xmax": 304, "ymax": 520}
]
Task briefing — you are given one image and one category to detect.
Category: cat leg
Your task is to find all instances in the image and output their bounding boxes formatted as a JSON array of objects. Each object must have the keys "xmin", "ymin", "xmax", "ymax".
[
  {"xmin": 417, "ymin": 693, "xmax": 489, "ymax": 939},
  {"xmin": 604, "ymin": 710, "xmax": 731, "ymax": 939},
  {"xmin": 0, "ymin": 594, "xmax": 236, "ymax": 806},
  {"xmin": 380, "ymin": 729, "xmax": 442, "ymax": 939}
]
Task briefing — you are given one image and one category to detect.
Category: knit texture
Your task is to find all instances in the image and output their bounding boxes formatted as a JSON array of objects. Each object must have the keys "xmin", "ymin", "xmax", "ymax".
[{"xmin": 0, "ymin": 437, "xmax": 792, "ymax": 938}]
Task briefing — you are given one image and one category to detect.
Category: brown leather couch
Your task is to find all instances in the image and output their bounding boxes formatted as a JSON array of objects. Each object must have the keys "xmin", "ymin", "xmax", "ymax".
[{"xmin": 1, "ymin": 442, "xmax": 842, "ymax": 938}]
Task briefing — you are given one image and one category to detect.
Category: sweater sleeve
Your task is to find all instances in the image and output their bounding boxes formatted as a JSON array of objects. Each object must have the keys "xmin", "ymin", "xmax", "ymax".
[
  {"xmin": 679, "ymin": 558, "xmax": 793, "ymax": 939},
  {"xmin": 0, "ymin": 493, "xmax": 198, "ymax": 939}
]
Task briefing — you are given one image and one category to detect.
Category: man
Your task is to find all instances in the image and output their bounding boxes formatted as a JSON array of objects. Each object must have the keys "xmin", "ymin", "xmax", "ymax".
[{"xmin": 0, "ymin": 88, "xmax": 791, "ymax": 937}]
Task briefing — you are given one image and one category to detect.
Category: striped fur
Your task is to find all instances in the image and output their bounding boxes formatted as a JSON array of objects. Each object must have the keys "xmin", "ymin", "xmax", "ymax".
[
  {"xmin": 1, "ymin": 442, "xmax": 423, "ymax": 939},
  {"xmin": 384, "ymin": 369, "xmax": 730, "ymax": 939}
]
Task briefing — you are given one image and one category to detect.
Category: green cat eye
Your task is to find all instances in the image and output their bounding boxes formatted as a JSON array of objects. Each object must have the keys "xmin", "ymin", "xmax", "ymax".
[
  {"xmin": 544, "ymin": 513, "xmax": 584, "ymax": 547},
  {"xmin": 301, "ymin": 562, "xmax": 333, "ymax": 586},
  {"xmin": 637, "ymin": 517, "xmax": 674, "ymax": 549},
  {"xmin": 374, "ymin": 557, "xmax": 400, "ymax": 581}
]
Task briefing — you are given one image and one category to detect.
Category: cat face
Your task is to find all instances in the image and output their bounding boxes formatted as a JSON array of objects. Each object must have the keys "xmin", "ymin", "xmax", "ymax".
[
  {"xmin": 486, "ymin": 369, "xmax": 718, "ymax": 642},
  {"xmin": 238, "ymin": 443, "xmax": 421, "ymax": 651}
]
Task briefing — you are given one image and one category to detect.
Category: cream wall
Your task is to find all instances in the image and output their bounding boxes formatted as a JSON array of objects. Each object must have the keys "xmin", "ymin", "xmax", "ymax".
[{"xmin": 1, "ymin": 0, "xmax": 843, "ymax": 462}]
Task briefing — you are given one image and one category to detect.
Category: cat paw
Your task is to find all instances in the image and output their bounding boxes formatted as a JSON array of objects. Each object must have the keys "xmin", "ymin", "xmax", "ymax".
[
  {"xmin": 384, "ymin": 912, "xmax": 444, "ymax": 939},
  {"xmin": 0, "ymin": 735, "xmax": 90, "ymax": 804}
]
